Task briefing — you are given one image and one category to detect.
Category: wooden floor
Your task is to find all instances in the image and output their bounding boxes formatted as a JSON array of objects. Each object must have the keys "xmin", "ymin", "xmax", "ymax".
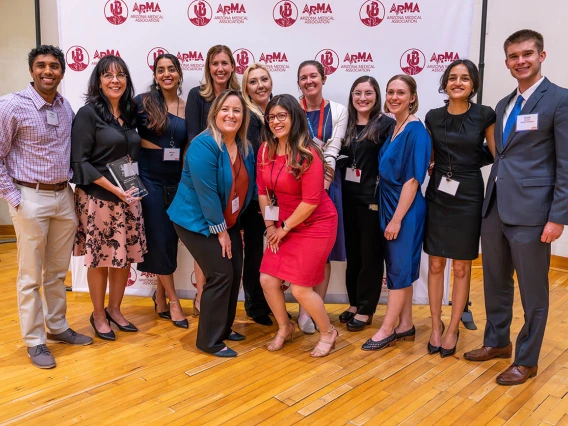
[{"xmin": 1, "ymin": 242, "xmax": 568, "ymax": 425}]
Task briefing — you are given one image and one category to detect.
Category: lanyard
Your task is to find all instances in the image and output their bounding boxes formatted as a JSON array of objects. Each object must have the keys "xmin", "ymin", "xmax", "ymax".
[
  {"xmin": 232, "ymin": 152, "xmax": 243, "ymax": 199},
  {"xmin": 269, "ymin": 156, "xmax": 286, "ymax": 205},
  {"xmin": 443, "ymin": 104, "xmax": 469, "ymax": 178},
  {"xmin": 352, "ymin": 126, "xmax": 365, "ymax": 168},
  {"xmin": 169, "ymin": 97, "xmax": 180, "ymax": 148},
  {"xmin": 302, "ymin": 97, "xmax": 325, "ymax": 140}
]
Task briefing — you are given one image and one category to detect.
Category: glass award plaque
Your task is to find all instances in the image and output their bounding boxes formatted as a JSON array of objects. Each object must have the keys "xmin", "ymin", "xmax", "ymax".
[{"xmin": 106, "ymin": 156, "xmax": 148, "ymax": 198}]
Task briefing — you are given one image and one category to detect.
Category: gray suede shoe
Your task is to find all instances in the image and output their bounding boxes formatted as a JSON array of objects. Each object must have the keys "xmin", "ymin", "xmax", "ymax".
[
  {"xmin": 27, "ymin": 344, "xmax": 56, "ymax": 369},
  {"xmin": 47, "ymin": 328, "xmax": 93, "ymax": 345}
]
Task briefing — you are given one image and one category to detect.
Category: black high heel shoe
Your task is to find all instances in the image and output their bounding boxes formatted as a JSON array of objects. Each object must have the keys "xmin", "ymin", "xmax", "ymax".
[
  {"xmin": 152, "ymin": 291, "xmax": 171, "ymax": 320},
  {"xmin": 346, "ymin": 315, "xmax": 373, "ymax": 332},
  {"xmin": 440, "ymin": 330, "xmax": 459, "ymax": 358},
  {"xmin": 105, "ymin": 308, "xmax": 138, "ymax": 332},
  {"xmin": 427, "ymin": 322, "xmax": 445, "ymax": 355},
  {"xmin": 168, "ymin": 300, "xmax": 189, "ymax": 329},
  {"xmin": 90, "ymin": 313, "xmax": 115, "ymax": 341}
]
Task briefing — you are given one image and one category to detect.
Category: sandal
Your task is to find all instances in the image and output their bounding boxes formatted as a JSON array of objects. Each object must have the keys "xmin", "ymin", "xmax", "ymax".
[
  {"xmin": 310, "ymin": 325, "xmax": 338, "ymax": 358},
  {"xmin": 267, "ymin": 322, "xmax": 295, "ymax": 351},
  {"xmin": 193, "ymin": 295, "xmax": 200, "ymax": 317}
]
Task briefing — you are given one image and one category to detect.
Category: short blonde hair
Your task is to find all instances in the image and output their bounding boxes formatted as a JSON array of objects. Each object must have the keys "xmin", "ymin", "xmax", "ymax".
[
  {"xmin": 207, "ymin": 89, "xmax": 250, "ymax": 157},
  {"xmin": 241, "ymin": 63, "xmax": 273, "ymax": 120}
]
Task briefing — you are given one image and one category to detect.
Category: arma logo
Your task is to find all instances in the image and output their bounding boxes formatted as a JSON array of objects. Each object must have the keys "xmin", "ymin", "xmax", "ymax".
[
  {"xmin": 359, "ymin": 0, "xmax": 385, "ymax": 27},
  {"xmin": 400, "ymin": 48, "xmax": 425, "ymax": 75},
  {"xmin": 341, "ymin": 51, "xmax": 375, "ymax": 73},
  {"xmin": 315, "ymin": 49, "xmax": 339, "ymax": 75},
  {"xmin": 91, "ymin": 49, "xmax": 121, "ymax": 65},
  {"xmin": 273, "ymin": 1, "xmax": 298, "ymax": 27},
  {"xmin": 127, "ymin": 267, "xmax": 137, "ymax": 286},
  {"xmin": 300, "ymin": 2, "xmax": 334, "ymax": 24},
  {"xmin": 428, "ymin": 51, "xmax": 460, "ymax": 72},
  {"xmin": 130, "ymin": 1, "xmax": 164, "ymax": 22},
  {"xmin": 104, "ymin": 0, "xmax": 128, "ymax": 25},
  {"xmin": 387, "ymin": 2, "xmax": 421, "ymax": 23},
  {"xmin": 214, "ymin": 2, "xmax": 249, "ymax": 23},
  {"xmin": 188, "ymin": 0, "xmax": 212, "ymax": 26},
  {"xmin": 177, "ymin": 50, "xmax": 206, "ymax": 72},
  {"xmin": 66, "ymin": 46, "xmax": 89, "ymax": 72},
  {"xmin": 138, "ymin": 271, "xmax": 158, "ymax": 286},
  {"xmin": 259, "ymin": 51, "xmax": 290, "ymax": 73},
  {"xmin": 147, "ymin": 47, "xmax": 169, "ymax": 70},
  {"xmin": 233, "ymin": 48, "xmax": 255, "ymax": 74}
]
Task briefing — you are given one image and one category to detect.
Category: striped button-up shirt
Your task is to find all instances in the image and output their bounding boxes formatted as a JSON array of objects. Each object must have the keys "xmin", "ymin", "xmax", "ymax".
[{"xmin": 0, "ymin": 84, "xmax": 74, "ymax": 207}]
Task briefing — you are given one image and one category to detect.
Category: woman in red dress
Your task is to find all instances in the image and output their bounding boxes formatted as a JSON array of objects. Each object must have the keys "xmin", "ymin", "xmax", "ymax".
[{"xmin": 257, "ymin": 94, "xmax": 339, "ymax": 357}]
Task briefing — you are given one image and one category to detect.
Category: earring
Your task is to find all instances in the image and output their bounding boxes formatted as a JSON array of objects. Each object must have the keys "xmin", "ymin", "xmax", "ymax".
[
  {"xmin": 177, "ymin": 80, "xmax": 182, "ymax": 96},
  {"xmin": 409, "ymin": 103, "xmax": 413, "ymax": 110},
  {"xmin": 155, "ymin": 81, "xmax": 160, "ymax": 90}
]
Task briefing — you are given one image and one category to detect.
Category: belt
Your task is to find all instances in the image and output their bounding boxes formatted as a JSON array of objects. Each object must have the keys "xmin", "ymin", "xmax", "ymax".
[{"xmin": 13, "ymin": 179, "xmax": 69, "ymax": 191}]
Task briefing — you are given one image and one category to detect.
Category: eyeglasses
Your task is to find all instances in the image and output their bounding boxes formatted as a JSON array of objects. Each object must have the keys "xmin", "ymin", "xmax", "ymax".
[
  {"xmin": 102, "ymin": 72, "xmax": 127, "ymax": 81},
  {"xmin": 265, "ymin": 112, "xmax": 289, "ymax": 123},
  {"xmin": 352, "ymin": 91, "xmax": 376, "ymax": 99}
]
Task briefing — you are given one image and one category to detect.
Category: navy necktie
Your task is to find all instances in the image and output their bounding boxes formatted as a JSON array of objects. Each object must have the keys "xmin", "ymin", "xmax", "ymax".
[{"xmin": 503, "ymin": 95, "xmax": 524, "ymax": 146}]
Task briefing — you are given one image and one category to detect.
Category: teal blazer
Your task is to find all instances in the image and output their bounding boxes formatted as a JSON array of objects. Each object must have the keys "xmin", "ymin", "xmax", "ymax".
[{"xmin": 168, "ymin": 130, "xmax": 255, "ymax": 236}]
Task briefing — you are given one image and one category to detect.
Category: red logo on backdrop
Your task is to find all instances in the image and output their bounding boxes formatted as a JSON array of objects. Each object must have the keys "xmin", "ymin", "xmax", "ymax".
[
  {"xmin": 214, "ymin": 2, "xmax": 248, "ymax": 23},
  {"xmin": 387, "ymin": 2, "xmax": 421, "ymax": 23},
  {"xmin": 92, "ymin": 49, "xmax": 121, "ymax": 65},
  {"xmin": 104, "ymin": 0, "xmax": 128, "ymax": 25},
  {"xmin": 300, "ymin": 2, "xmax": 333, "ymax": 24},
  {"xmin": 233, "ymin": 48, "xmax": 255, "ymax": 74},
  {"xmin": 315, "ymin": 49, "xmax": 339, "ymax": 75},
  {"xmin": 127, "ymin": 267, "xmax": 137, "ymax": 286},
  {"xmin": 66, "ymin": 46, "xmax": 90, "ymax": 72},
  {"xmin": 359, "ymin": 0, "xmax": 385, "ymax": 26},
  {"xmin": 147, "ymin": 47, "xmax": 169, "ymax": 70},
  {"xmin": 133, "ymin": 2, "xmax": 162, "ymax": 13},
  {"xmin": 176, "ymin": 50, "xmax": 206, "ymax": 72},
  {"xmin": 400, "ymin": 48, "xmax": 425, "ymax": 75},
  {"xmin": 216, "ymin": 2, "xmax": 246, "ymax": 14},
  {"xmin": 188, "ymin": 0, "xmax": 212, "ymax": 26},
  {"xmin": 273, "ymin": 1, "xmax": 298, "ymax": 27},
  {"xmin": 427, "ymin": 51, "xmax": 460, "ymax": 72},
  {"xmin": 130, "ymin": 2, "xmax": 164, "ymax": 22},
  {"xmin": 259, "ymin": 51, "xmax": 290, "ymax": 72},
  {"xmin": 341, "ymin": 51, "xmax": 375, "ymax": 72}
]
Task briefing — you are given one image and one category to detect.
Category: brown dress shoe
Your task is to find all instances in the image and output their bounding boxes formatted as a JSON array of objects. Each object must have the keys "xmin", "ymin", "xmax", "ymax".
[
  {"xmin": 496, "ymin": 364, "xmax": 538, "ymax": 385},
  {"xmin": 463, "ymin": 343, "xmax": 512, "ymax": 361}
]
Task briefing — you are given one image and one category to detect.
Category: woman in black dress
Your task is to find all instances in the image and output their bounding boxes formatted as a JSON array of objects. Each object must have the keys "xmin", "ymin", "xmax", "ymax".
[
  {"xmin": 424, "ymin": 59, "xmax": 496, "ymax": 357},
  {"xmin": 339, "ymin": 76, "xmax": 394, "ymax": 332},
  {"xmin": 135, "ymin": 53, "xmax": 188, "ymax": 328}
]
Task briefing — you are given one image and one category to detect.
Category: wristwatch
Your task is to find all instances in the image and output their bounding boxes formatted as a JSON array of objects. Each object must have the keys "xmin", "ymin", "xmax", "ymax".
[{"xmin": 281, "ymin": 221, "xmax": 291, "ymax": 232}]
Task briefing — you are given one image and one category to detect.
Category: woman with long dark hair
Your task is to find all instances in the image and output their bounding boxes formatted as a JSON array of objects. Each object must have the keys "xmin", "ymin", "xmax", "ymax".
[
  {"xmin": 185, "ymin": 45, "xmax": 240, "ymax": 316},
  {"xmin": 339, "ymin": 76, "xmax": 395, "ymax": 332},
  {"xmin": 258, "ymin": 94, "xmax": 339, "ymax": 357},
  {"xmin": 425, "ymin": 59, "xmax": 496, "ymax": 357},
  {"xmin": 168, "ymin": 90, "xmax": 255, "ymax": 357},
  {"xmin": 134, "ymin": 53, "xmax": 188, "ymax": 328},
  {"xmin": 71, "ymin": 55, "xmax": 146, "ymax": 340}
]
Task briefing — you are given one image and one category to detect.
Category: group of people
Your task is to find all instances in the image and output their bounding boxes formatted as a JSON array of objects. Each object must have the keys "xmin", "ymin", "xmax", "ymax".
[{"xmin": 1, "ymin": 29, "xmax": 566, "ymax": 387}]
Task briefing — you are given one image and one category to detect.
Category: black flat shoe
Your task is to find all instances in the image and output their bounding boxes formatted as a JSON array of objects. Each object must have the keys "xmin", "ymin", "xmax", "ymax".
[
  {"xmin": 90, "ymin": 313, "xmax": 115, "ymax": 341},
  {"xmin": 339, "ymin": 310, "xmax": 356, "ymax": 324},
  {"xmin": 227, "ymin": 330, "xmax": 246, "ymax": 341},
  {"xmin": 440, "ymin": 330, "xmax": 459, "ymax": 358},
  {"xmin": 152, "ymin": 291, "xmax": 171, "ymax": 319},
  {"xmin": 394, "ymin": 325, "xmax": 416, "ymax": 341},
  {"xmin": 362, "ymin": 332, "xmax": 397, "ymax": 351},
  {"xmin": 346, "ymin": 315, "xmax": 373, "ymax": 332},
  {"xmin": 427, "ymin": 322, "xmax": 445, "ymax": 355},
  {"xmin": 251, "ymin": 314, "xmax": 273, "ymax": 326},
  {"xmin": 212, "ymin": 347, "xmax": 237, "ymax": 357},
  {"xmin": 105, "ymin": 308, "xmax": 138, "ymax": 332}
]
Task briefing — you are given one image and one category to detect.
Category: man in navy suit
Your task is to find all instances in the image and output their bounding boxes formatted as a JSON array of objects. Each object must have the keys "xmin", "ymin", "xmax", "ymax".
[{"xmin": 464, "ymin": 30, "xmax": 568, "ymax": 385}]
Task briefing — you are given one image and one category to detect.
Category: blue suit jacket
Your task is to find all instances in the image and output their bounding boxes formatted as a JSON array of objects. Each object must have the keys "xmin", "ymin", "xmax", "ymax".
[
  {"xmin": 483, "ymin": 78, "xmax": 568, "ymax": 226},
  {"xmin": 168, "ymin": 130, "xmax": 255, "ymax": 236}
]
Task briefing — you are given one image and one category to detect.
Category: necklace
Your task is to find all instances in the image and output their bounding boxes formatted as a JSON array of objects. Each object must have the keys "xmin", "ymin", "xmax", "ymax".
[
  {"xmin": 391, "ymin": 114, "xmax": 411, "ymax": 141},
  {"xmin": 168, "ymin": 97, "xmax": 180, "ymax": 147}
]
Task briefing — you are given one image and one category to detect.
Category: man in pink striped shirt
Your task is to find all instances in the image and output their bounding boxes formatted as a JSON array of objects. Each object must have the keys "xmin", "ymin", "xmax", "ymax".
[{"xmin": 0, "ymin": 45, "xmax": 92, "ymax": 369}]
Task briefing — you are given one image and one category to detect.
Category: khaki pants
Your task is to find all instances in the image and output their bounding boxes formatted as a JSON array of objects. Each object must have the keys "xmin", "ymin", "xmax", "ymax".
[{"xmin": 9, "ymin": 185, "xmax": 78, "ymax": 347}]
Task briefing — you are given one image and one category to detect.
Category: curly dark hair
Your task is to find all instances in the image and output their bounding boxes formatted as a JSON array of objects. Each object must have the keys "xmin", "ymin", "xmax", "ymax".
[
  {"xmin": 85, "ymin": 55, "xmax": 137, "ymax": 127},
  {"xmin": 28, "ymin": 45, "xmax": 65, "ymax": 74}
]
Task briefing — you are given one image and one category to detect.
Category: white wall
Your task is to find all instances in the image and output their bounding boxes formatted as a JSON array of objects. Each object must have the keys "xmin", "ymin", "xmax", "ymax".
[{"xmin": 1, "ymin": 0, "xmax": 568, "ymax": 255}]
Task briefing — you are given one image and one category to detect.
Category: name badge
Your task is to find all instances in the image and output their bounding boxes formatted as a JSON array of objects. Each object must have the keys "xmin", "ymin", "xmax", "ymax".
[
  {"xmin": 264, "ymin": 205, "xmax": 280, "ymax": 221},
  {"xmin": 131, "ymin": 162, "xmax": 139, "ymax": 175},
  {"xmin": 438, "ymin": 177, "xmax": 460, "ymax": 196},
  {"xmin": 163, "ymin": 148, "xmax": 181, "ymax": 161},
  {"xmin": 516, "ymin": 114, "xmax": 538, "ymax": 131},
  {"xmin": 345, "ymin": 167, "xmax": 362, "ymax": 183},
  {"xmin": 231, "ymin": 196, "xmax": 240, "ymax": 214},
  {"xmin": 46, "ymin": 110, "xmax": 59, "ymax": 126}
]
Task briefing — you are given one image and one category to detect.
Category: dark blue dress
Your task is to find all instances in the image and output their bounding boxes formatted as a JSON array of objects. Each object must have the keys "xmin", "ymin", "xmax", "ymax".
[
  {"xmin": 134, "ymin": 95, "xmax": 188, "ymax": 275},
  {"xmin": 378, "ymin": 121, "xmax": 431, "ymax": 289},
  {"xmin": 306, "ymin": 104, "xmax": 346, "ymax": 261}
]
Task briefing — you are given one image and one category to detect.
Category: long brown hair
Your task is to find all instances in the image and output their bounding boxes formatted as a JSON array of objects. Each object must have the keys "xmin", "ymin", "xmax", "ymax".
[
  {"xmin": 199, "ymin": 45, "xmax": 240, "ymax": 102},
  {"xmin": 261, "ymin": 94, "xmax": 332, "ymax": 181},
  {"xmin": 344, "ymin": 75, "xmax": 384, "ymax": 147}
]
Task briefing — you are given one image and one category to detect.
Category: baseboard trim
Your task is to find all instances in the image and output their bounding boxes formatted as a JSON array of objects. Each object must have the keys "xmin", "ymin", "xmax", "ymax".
[
  {"xmin": 473, "ymin": 254, "xmax": 568, "ymax": 271},
  {"xmin": 0, "ymin": 225, "xmax": 15, "ymax": 238}
]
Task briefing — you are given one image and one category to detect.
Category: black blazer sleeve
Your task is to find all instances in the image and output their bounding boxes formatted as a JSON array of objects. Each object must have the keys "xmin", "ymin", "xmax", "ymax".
[{"xmin": 71, "ymin": 105, "xmax": 103, "ymax": 185}]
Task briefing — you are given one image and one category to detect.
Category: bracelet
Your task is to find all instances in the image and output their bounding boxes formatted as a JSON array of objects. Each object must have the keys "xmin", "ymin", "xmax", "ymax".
[
  {"xmin": 266, "ymin": 224, "xmax": 275, "ymax": 230},
  {"xmin": 282, "ymin": 221, "xmax": 291, "ymax": 232}
]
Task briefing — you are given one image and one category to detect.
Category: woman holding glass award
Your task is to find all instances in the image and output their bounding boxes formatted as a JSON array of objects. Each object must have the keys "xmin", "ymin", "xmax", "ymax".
[{"xmin": 71, "ymin": 55, "xmax": 146, "ymax": 341}]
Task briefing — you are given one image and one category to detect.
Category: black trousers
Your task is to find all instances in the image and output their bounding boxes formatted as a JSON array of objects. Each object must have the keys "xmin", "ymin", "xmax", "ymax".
[
  {"xmin": 240, "ymin": 200, "xmax": 270, "ymax": 317},
  {"xmin": 343, "ymin": 201, "xmax": 384, "ymax": 315},
  {"xmin": 174, "ymin": 224, "xmax": 243, "ymax": 354},
  {"xmin": 480, "ymin": 192, "xmax": 550, "ymax": 367}
]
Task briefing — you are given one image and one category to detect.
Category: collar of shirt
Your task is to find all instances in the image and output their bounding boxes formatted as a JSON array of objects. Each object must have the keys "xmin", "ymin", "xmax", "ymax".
[
  {"xmin": 503, "ymin": 75, "xmax": 545, "ymax": 126},
  {"xmin": 23, "ymin": 83, "xmax": 64, "ymax": 110}
]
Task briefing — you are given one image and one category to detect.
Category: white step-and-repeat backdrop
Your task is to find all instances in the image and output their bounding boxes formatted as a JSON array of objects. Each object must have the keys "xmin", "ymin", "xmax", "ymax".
[{"xmin": 60, "ymin": 0, "xmax": 475, "ymax": 304}]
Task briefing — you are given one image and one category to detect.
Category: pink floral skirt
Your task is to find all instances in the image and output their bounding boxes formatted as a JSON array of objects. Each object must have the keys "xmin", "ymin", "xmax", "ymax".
[{"xmin": 73, "ymin": 188, "xmax": 147, "ymax": 268}]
